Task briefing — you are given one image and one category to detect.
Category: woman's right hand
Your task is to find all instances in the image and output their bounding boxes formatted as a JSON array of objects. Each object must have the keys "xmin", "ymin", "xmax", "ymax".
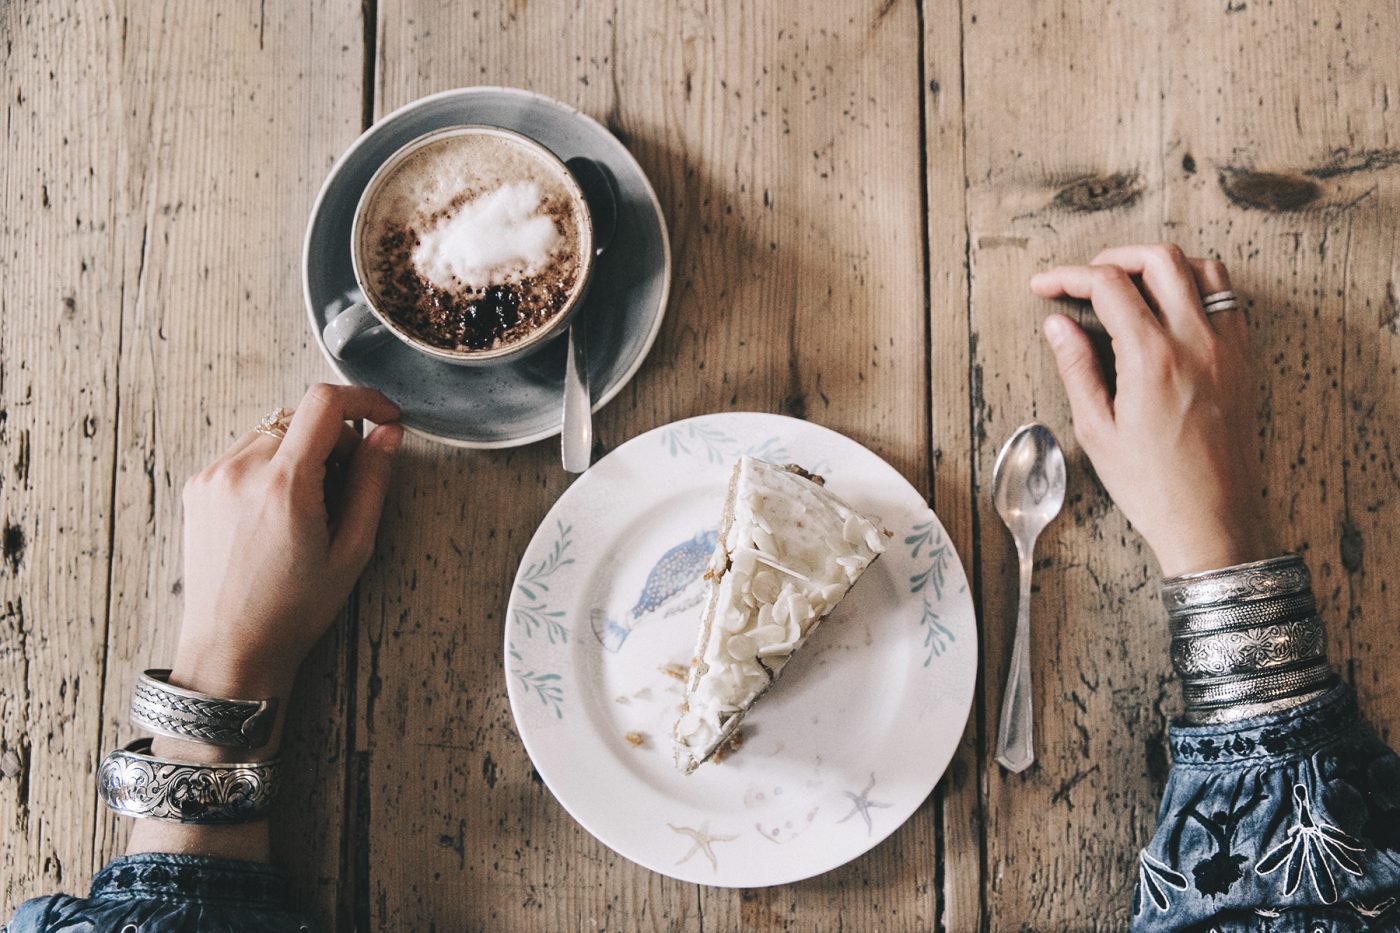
[
  {"xmin": 172, "ymin": 383, "xmax": 403, "ymax": 709},
  {"xmin": 1029, "ymin": 243, "xmax": 1273, "ymax": 578}
]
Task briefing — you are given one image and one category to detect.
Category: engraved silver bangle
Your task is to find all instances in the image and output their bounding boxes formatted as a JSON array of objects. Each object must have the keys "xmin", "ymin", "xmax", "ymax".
[
  {"xmin": 1168, "ymin": 589, "xmax": 1316, "ymax": 637},
  {"xmin": 1180, "ymin": 661, "xmax": 1335, "ymax": 711},
  {"xmin": 97, "ymin": 738, "xmax": 279, "ymax": 824},
  {"xmin": 130, "ymin": 669, "xmax": 279, "ymax": 749},
  {"xmin": 1171, "ymin": 615, "xmax": 1327, "ymax": 679},
  {"xmin": 1162, "ymin": 555, "xmax": 1310, "ymax": 613}
]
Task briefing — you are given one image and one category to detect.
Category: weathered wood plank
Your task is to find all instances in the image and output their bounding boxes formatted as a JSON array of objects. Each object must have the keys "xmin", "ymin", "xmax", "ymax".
[
  {"xmin": 83, "ymin": 0, "xmax": 364, "ymax": 923},
  {"xmin": 920, "ymin": 4, "xmax": 982, "ymax": 929},
  {"xmin": 962, "ymin": 2, "xmax": 1173, "ymax": 928},
  {"xmin": 966, "ymin": 1, "xmax": 1400, "ymax": 927},
  {"xmin": 0, "ymin": 0, "xmax": 126, "ymax": 913},
  {"xmin": 366, "ymin": 0, "xmax": 931, "ymax": 928}
]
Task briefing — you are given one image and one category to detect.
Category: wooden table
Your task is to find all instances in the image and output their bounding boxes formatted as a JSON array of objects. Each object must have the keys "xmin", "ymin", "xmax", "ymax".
[{"xmin": 3, "ymin": 1, "xmax": 1397, "ymax": 929}]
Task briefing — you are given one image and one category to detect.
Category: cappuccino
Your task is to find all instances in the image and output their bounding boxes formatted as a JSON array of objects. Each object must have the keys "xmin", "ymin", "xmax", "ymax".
[{"xmin": 358, "ymin": 131, "xmax": 589, "ymax": 353}]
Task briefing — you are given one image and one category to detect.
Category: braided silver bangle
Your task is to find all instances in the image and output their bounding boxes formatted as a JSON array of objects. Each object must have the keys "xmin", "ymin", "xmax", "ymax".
[
  {"xmin": 1162, "ymin": 555, "xmax": 1310, "ymax": 612},
  {"xmin": 97, "ymin": 738, "xmax": 279, "ymax": 823},
  {"xmin": 130, "ymin": 669, "xmax": 279, "ymax": 749}
]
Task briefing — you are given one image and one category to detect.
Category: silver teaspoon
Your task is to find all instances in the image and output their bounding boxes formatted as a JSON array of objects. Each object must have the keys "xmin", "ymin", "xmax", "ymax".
[
  {"xmin": 561, "ymin": 157, "xmax": 619, "ymax": 473},
  {"xmin": 992, "ymin": 421, "xmax": 1066, "ymax": 773}
]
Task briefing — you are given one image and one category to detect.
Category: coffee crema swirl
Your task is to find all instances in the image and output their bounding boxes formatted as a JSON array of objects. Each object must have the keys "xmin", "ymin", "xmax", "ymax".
[{"xmin": 359, "ymin": 133, "xmax": 587, "ymax": 353}]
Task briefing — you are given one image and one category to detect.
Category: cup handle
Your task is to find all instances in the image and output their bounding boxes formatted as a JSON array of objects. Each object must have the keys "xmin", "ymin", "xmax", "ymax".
[{"xmin": 323, "ymin": 299, "xmax": 393, "ymax": 360}]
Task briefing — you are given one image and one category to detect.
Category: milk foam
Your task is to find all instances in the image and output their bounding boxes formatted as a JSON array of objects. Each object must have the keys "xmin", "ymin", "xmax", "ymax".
[{"xmin": 411, "ymin": 182, "xmax": 562, "ymax": 290}]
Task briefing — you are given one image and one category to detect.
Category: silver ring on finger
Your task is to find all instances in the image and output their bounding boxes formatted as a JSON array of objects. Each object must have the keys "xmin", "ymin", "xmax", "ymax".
[
  {"xmin": 1201, "ymin": 290, "xmax": 1239, "ymax": 314},
  {"xmin": 255, "ymin": 407, "xmax": 294, "ymax": 440}
]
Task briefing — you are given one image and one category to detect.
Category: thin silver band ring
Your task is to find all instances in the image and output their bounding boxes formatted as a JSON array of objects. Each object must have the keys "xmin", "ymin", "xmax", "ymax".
[{"xmin": 1201, "ymin": 290, "xmax": 1240, "ymax": 314}]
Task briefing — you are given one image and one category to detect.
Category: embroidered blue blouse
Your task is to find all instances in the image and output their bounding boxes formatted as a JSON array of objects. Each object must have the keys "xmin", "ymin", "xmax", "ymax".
[{"xmin": 6, "ymin": 577, "xmax": 1400, "ymax": 931}]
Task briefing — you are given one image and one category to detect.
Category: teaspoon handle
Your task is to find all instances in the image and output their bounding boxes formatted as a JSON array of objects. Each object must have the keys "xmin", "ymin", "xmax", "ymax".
[
  {"xmin": 995, "ymin": 549, "xmax": 1035, "ymax": 773},
  {"xmin": 561, "ymin": 325, "xmax": 592, "ymax": 473}
]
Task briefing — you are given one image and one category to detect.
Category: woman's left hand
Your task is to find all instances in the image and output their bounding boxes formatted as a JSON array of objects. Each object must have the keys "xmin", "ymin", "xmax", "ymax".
[{"xmin": 1030, "ymin": 244, "xmax": 1271, "ymax": 577}]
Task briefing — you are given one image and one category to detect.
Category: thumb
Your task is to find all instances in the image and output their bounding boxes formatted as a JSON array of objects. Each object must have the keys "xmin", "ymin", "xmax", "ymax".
[
  {"xmin": 331, "ymin": 422, "xmax": 403, "ymax": 571},
  {"xmin": 1043, "ymin": 314, "xmax": 1113, "ymax": 446}
]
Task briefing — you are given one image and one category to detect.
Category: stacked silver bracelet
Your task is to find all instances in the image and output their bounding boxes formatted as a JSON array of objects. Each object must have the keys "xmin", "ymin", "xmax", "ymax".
[
  {"xmin": 98, "ymin": 738, "xmax": 279, "ymax": 823},
  {"xmin": 131, "ymin": 669, "xmax": 278, "ymax": 748},
  {"xmin": 1163, "ymin": 555, "xmax": 1334, "ymax": 722},
  {"xmin": 98, "ymin": 670, "xmax": 281, "ymax": 824}
]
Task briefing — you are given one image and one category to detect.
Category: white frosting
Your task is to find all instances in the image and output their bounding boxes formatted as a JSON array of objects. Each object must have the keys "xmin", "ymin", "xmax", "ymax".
[
  {"xmin": 411, "ymin": 182, "xmax": 561, "ymax": 290},
  {"xmin": 674, "ymin": 457, "xmax": 885, "ymax": 770}
]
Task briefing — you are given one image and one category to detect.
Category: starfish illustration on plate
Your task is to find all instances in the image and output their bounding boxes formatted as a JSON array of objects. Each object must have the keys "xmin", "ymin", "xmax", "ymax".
[
  {"xmin": 669, "ymin": 822, "xmax": 739, "ymax": 871},
  {"xmin": 837, "ymin": 773, "xmax": 892, "ymax": 836}
]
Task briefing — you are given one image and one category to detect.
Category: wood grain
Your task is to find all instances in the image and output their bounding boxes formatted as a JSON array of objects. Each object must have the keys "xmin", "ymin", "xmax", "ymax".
[
  {"xmin": 0, "ymin": 0, "xmax": 126, "ymax": 910},
  {"xmin": 920, "ymin": 1, "xmax": 982, "ymax": 926},
  {"xmin": 2, "ymin": 0, "xmax": 1398, "ymax": 928},
  {"xmin": 960, "ymin": 2, "xmax": 1170, "ymax": 927}
]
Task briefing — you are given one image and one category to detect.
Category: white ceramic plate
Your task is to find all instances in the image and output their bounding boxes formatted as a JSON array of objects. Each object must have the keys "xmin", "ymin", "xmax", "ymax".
[{"xmin": 505, "ymin": 413, "xmax": 977, "ymax": 886}]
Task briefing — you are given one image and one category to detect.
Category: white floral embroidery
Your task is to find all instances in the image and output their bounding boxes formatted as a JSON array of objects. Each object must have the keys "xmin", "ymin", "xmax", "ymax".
[
  {"xmin": 1350, "ymin": 896, "xmax": 1397, "ymax": 918},
  {"xmin": 1255, "ymin": 783, "xmax": 1365, "ymax": 904},
  {"xmin": 1135, "ymin": 849, "xmax": 1189, "ymax": 914}
]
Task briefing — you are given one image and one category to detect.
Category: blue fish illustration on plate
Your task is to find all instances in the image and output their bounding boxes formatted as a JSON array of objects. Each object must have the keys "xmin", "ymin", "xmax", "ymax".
[{"xmin": 593, "ymin": 528, "xmax": 718, "ymax": 652}]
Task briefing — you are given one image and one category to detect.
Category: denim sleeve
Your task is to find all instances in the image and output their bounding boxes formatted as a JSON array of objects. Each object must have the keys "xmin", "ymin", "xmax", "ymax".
[
  {"xmin": 5, "ymin": 853, "xmax": 319, "ymax": 933},
  {"xmin": 1131, "ymin": 683, "xmax": 1400, "ymax": 932}
]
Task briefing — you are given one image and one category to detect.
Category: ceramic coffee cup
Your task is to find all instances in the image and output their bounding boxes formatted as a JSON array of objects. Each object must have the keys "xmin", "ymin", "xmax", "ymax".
[{"xmin": 324, "ymin": 125, "xmax": 595, "ymax": 366}]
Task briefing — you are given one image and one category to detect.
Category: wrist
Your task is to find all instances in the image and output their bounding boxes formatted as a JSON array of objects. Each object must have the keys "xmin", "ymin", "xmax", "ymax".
[
  {"xmin": 169, "ymin": 638, "xmax": 297, "ymax": 701},
  {"xmin": 1152, "ymin": 518, "xmax": 1275, "ymax": 578}
]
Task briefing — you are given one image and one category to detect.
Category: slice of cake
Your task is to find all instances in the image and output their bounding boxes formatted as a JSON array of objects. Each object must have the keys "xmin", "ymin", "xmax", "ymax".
[{"xmin": 673, "ymin": 456, "xmax": 886, "ymax": 773}]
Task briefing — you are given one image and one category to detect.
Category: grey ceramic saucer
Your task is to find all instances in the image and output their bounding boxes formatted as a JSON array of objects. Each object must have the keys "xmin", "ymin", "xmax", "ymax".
[{"xmin": 302, "ymin": 87, "xmax": 671, "ymax": 448}]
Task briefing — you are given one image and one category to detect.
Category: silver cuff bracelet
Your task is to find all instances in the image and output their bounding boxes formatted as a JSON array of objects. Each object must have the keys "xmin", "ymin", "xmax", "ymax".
[
  {"xmin": 1163, "ymin": 554, "xmax": 1334, "ymax": 719},
  {"xmin": 97, "ymin": 738, "xmax": 279, "ymax": 823},
  {"xmin": 1162, "ymin": 555, "xmax": 1311, "ymax": 613},
  {"xmin": 1171, "ymin": 615, "xmax": 1327, "ymax": 678},
  {"xmin": 130, "ymin": 669, "xmax": 279, "ymax": 749}
]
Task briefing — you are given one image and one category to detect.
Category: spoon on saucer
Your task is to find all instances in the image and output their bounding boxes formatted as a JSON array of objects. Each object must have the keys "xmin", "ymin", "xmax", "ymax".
[
  {"xmin": 562, "ymin": 157, "xmax": 619, "ymax": 473},
  {"xmin": 991, "ymin": 421, "xmax": 1066, "ymax": 773}
]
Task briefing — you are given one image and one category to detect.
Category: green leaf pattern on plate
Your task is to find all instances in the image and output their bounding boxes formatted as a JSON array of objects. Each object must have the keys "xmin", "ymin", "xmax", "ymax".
[
  {"xmin": 660, "ymin": 421, "xmax": 791, "ymax": 465},
  {"xmin": 513, "ymin": 667, "xmax": 565, "ymax": 719},
  {"xmin": 906, "ymin": 519, "xmax": 955, "ymax": 667},
  {"xmin": 513, "ymin": 520, "xmax": 574, "ymax": 644},
  {"xmin": 511, "ymin": 522, "xmax": 574, "ymax": 718}
]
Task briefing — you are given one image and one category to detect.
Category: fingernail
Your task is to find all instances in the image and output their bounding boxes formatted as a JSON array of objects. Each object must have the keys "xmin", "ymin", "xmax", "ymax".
[
  {"xmin": 381, "ymin": 425, "xmax": 404, "ymax": 455},
  {"xmin": 1043, "ymin": 316, "xmax": 1068, "ymax": 348}
]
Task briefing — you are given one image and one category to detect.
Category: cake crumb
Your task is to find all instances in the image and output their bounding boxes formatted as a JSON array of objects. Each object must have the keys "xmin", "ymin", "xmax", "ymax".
[
  {"xmin": 711, "ymin": 729, "xmax": 745, "ymax": 764},
  {"xmin": 624, "ymin": 731, "xmax": 647, "ymax": 748},
  {"xmin": 614, "ymin": 695, "xmax": 631, "ymax": 705},
  {"xmin": 660, "ymin": 662, "xmax": 689, "ymax": 682}
]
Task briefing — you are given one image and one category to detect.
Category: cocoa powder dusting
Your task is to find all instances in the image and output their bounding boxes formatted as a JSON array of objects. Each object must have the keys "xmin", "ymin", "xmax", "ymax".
[{"xmin": 372, "ymin": 220, "xmax": 577, "ymax": 352}]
